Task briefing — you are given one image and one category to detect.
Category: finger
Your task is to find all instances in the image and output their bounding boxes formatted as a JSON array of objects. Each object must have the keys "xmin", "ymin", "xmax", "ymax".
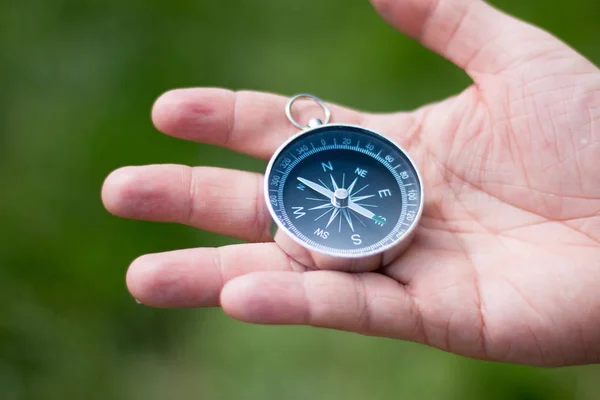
[
  {"xmin": 102, "ymin": 164, "xmax": 272, "ymax": 242},
  {"xmin": 370, "ymin": 0, "xmax": 593, "ymax": 77},
  {"xmin": 127, "ymin": 243, "xmax": 304, "ymax": 308},
  {"xmin": 151, "ymin": 88, "xmax": 365, "ymax": 160},
  {"xmin": 220, "ymin": 270, "xmax": 423, "ymax": 341}
]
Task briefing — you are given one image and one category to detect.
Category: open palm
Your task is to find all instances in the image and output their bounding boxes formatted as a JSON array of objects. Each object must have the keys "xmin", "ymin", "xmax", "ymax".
[{"xmin": 102, "ymin": 0, "xmax": 600, "ymax": 366}]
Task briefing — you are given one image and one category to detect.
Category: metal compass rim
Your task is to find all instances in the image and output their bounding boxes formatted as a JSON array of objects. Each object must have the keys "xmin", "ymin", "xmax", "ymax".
[{"xmin": 264, "ymin": 123, "xmax": 425, "ymax": 259}]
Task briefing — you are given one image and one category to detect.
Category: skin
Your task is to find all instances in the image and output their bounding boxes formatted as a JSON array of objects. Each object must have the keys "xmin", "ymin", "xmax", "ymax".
[{"xmin": 101, "ymin": 0, "xmax": 600, "ymax": 366}]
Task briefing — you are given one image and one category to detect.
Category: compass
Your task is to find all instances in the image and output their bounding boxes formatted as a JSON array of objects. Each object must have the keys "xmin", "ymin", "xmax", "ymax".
[{"xmin": 264, "ymin": 94, "xmax": 424, "ymax": 270}]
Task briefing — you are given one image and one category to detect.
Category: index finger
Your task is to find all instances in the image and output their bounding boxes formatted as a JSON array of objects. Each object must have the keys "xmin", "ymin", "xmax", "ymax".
[
  {"xmin": 371, "ymin": 0, "xmax": 596, "ymax": 78},
  {"xmin": 152, "ymin": 88, "xmax": 366, "ymax": 160}
]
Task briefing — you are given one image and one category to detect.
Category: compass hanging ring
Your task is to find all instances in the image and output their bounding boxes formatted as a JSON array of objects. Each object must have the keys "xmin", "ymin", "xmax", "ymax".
[
  {"xmin": 264, "ymin": 94, "xmax": 424, "ymax": 271},
  {"xmin": 285, "ymin": 93, "xmax": 332, "ymax": 130}
]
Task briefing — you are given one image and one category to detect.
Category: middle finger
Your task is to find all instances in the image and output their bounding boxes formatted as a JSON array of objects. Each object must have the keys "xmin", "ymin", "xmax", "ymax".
[{"xmin": 102, "ymin": 164, "xmax": 272, "ymax": 242}]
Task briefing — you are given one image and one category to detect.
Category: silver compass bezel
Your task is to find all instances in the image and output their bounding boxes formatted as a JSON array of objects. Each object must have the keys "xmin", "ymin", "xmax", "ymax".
[{"xmin": 263, "ymin": 123, "xmax": 424, "ymax": 267}]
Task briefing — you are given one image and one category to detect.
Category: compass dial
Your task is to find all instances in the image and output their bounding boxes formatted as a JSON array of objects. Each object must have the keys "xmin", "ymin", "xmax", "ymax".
[{"xmin": 265, "ymin": 125, "xmax": 423, "ymax": 258}]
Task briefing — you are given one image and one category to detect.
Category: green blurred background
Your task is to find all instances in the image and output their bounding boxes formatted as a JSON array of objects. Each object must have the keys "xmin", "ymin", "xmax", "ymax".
[{"xmin": 1, "ymin": 0, "xmax": 600, "ymax": 399}]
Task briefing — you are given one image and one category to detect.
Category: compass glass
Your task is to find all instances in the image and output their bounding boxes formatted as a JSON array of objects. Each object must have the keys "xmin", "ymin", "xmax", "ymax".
[{"xmin": 266, "ymin": 125, "xmax": 422, "ymax": 257}]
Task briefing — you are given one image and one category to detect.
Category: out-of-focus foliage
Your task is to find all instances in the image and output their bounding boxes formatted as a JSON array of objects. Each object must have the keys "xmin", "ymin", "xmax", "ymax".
[{"xmin": 1, "ymin": 0, "xmax": 599, "ymax": 399}]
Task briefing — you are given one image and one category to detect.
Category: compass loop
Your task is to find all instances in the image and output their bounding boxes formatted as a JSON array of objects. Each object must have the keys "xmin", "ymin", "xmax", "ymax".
[{"xmin": 285, "ymin": 94, "xmax": 332, "ymax": 130}]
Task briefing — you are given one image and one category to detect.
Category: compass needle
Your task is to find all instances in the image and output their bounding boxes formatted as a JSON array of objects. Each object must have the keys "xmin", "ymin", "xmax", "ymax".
[
  {"xmin": 297, "ymin": 177, "xmax": 334, "ymax": 199},
  {"xmin": 347, "ymin": 201, "xmax": 376, "ymax": 220},
  {"xmin": 350, "ymin": 210, "xmax": 367, "ymax": 227}
]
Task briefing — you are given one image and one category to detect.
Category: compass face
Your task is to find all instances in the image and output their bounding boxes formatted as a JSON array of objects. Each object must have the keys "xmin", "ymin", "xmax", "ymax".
[{"xmin": 265, "ymin": 124, "xmax": 423, "ymax": 258}]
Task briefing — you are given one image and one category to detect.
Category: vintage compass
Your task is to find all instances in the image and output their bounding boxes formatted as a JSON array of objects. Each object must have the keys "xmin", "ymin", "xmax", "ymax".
[{"xmin": 264, "ymin": 94, "xmax": 424, "ymax": 270}]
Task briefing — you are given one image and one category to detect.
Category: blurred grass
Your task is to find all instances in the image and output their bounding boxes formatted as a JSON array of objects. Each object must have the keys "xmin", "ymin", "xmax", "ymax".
[{"xmin": 1, "ymin": 0, "xmax": 600, "ymax": 399}]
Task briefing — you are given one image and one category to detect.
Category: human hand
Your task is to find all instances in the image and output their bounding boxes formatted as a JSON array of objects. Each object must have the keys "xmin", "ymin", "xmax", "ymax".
[{"xmin": 101, "ymin": 0, "xmax": 600, "ymax": 366}]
